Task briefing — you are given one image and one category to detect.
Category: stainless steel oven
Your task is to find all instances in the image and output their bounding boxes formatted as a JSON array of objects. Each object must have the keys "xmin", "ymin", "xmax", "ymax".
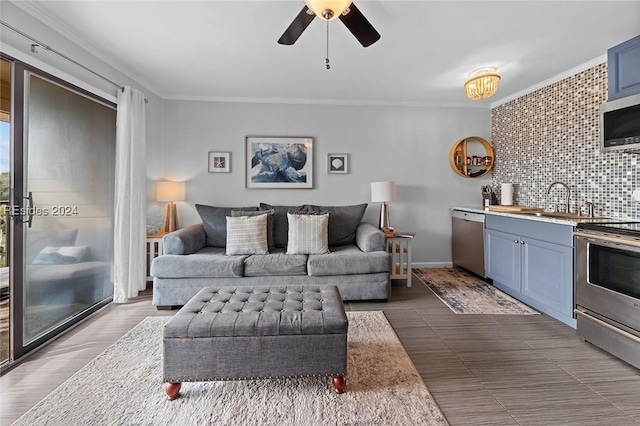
[{"xmin": 575, "ymin": 222, "xmax": 640, "ymax": 369}]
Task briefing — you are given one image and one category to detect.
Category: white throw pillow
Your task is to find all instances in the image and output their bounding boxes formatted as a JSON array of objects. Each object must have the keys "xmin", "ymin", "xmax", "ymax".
[
  {"xmin": 226, "ymin": 214, "xmax": 268, "ymax": 255},
  {"xmin": 286, "ymin": 212, "xmax": 330, "ymax": 255}
]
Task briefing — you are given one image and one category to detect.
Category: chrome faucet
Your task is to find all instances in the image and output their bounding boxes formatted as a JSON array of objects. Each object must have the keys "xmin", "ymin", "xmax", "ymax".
[
  {"xmin": 584, "ymin": 201, "xmax": 595, "ymax": 218},
  {"xmin": 545, "ymin": 181, "xmax": 571, "ymax": 213}
]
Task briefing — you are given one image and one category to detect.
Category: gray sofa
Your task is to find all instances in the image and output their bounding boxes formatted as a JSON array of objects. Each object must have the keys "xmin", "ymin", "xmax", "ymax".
[
  {"xmin": 26, "ymin": 227, "xmax": 112, "ymax": 307},
  {"xmin": 151, "ymin": 203, "xmax": 391, "ymax": 308}
]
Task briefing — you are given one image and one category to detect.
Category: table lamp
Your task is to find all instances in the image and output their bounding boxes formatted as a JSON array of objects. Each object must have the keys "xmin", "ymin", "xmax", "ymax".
[
  {"xmin": 371, "ymin": 181, "xmax": 396, "ymax": 231},
  {"xmin": 157, "ymin": 181, "xmax": 186, "ymax": 233}
]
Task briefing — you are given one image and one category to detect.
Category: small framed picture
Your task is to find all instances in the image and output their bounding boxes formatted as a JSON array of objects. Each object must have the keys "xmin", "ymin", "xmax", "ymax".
[
  {"xmin": 328, "ymin": 153, "xmax": 348, "ymax": 174},
  {"xmin": 208, "ymin": 152, "xmax": 231, "ymax": 173}
]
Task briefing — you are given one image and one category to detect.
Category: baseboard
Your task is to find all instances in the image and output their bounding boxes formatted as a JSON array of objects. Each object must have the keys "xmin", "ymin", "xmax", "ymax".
[{"xmin": 411, "ymin": 262, "xmax": 453, "ymax": 269}]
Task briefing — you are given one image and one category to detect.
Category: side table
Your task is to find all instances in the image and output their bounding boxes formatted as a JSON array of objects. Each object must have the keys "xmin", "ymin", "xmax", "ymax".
[
  {"xmin": 146, "ymin": 232, "xmax": 167, "ymax": 281},
  {"xmin": 386, "ymin": 232, "xmax": 416, "ymax": 287}
]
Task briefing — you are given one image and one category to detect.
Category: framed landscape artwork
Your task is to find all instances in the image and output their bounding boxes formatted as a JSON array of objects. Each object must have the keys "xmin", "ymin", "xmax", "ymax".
[
  {"xmin": 208, "ymin": 152, "xmax": 230, "ymax": 173},
  {"xmin": 328, "ymin": 153, "xmax": 348, "ymax": 174},
  {"xmin": 245, "ymin": 136, "xmax": 313, "ymax": 188}
]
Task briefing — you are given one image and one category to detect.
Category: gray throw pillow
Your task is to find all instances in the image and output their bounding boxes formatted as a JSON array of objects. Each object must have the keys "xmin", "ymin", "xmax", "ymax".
[
  {"xmin": 259, "ymin": 203, "xmax": 309, "ymax": 248},
  {"xmin": 231, "ymin": 209, "xmax": 275, "ymax": 252},
  {"xmin": 307, "ymin": 203, "xmax": 367, "ymax": 246},
  {"xmin": 195, "ymin": 204, "xmax": 258, "ymax": 247}
]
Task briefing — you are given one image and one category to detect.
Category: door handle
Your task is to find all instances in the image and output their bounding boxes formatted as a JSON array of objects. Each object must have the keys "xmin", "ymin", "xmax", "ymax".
[
  {"xmin": 8, "ymin": 193, "xmax": 33, "ymax": 227},
  {"xmin": 23, "ymin": 191, "xmax": 33, "ymax": 228}
]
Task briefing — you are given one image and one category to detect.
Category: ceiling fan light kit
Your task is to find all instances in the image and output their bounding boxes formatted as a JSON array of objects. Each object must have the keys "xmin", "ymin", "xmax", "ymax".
[
  {"xmin": 305, "ymin": 0, "xmax": 352, "ymax": 20},
  {"xmin": 278, "ymin": 0, "xmax": 380, "ymax": 68},
  {"xmin": 465, "ymin": 67, "xmax": 501, "ymax": 100}
]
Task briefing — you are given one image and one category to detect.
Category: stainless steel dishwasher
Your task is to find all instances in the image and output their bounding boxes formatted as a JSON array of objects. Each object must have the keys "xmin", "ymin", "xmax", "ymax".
[{"xmin": 451, "ymin": 210, "xmax": 485, "ymax": 277}]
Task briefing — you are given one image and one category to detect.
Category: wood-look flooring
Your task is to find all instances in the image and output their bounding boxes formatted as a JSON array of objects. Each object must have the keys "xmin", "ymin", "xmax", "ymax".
[{"xmin": 1, "ymin": 278, "xmax": 639, "ymax": 425}]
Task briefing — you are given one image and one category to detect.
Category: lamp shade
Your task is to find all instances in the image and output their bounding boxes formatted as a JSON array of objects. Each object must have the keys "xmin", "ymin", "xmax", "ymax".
[
  {"xmin": 371, "ymin": 181, "xmax": 396, "ymax": 202},
  {"xmin": 157, "ymin": 181, "xmax": 186, "ymax": 202},
  {"xmin": 305, "ymin": 0, "xmax": 352, "ymax": 20}
]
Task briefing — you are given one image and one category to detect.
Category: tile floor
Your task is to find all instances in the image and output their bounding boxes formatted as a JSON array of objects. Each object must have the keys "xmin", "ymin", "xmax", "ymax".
[
  {"xmin": 355, "ymin": 282, "xmax": 640, "ymax": 425},
  {"xmin": 1, "ymin": 277, "xmax": 639, "ymax": 425}
]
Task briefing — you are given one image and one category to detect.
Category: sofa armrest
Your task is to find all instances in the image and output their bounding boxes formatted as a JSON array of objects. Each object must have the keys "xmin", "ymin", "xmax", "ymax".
[
  {"xmin": 356, "ymin": 223, "xmax": 386, "ymax": 252},
  {"xmin": 163, "ymin": 224, "xmax": 207, "ymax": 255}
]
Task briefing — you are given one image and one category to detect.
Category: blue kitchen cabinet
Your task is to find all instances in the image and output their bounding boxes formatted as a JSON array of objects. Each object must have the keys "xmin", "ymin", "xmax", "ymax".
[
  {"xmin": 485, "ymin": 228, "xmax": 520, "ymax": 292},
  {"xmin": 485, "ymin": 215, "xmax": 576, "ymax": 327},
  {"xmin": 608, "ymin": 35, "xmax": 640, "ymax": 101},
  {"xmin": 521, "ymin": 236, "xmax": 573, "ymax": 318}
]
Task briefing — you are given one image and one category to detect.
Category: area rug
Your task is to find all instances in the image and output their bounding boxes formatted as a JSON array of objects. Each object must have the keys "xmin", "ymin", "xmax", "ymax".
[
  {"xmin": 13, "ymin": 311, "xmax": 449, "ymax": 426},
  {"xmin": 413, "ymin": 268, "xmax": 539, "ymax": 315}
]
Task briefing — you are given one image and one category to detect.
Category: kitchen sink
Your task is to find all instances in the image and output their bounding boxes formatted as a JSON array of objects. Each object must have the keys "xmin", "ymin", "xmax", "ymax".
[{"xmin": 515, "ymin": 211, "xmax": 609, "ymax": 221}]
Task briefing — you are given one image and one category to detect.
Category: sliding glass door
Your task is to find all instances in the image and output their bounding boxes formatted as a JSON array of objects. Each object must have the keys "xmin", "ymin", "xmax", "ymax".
[
  {"xmin": 1, "ymin": 56, "xmax": 116, "ymax": 364},
  {"xmin": 0, "ymin": 58, "xmax": 11, "ymax": 365}
]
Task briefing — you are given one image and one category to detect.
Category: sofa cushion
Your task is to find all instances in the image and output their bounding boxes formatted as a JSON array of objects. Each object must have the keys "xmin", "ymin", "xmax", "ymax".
[
  {"xmin": 307, "ymin": 203, "xmax": 367, "ymax": 246},
  {"xmin": 259, "ymin": 203, "xmax": 308, "ymax": 248},
  {"xmin": 151, "ymin": 247, "xmax": 246, "ymax": 278},
  {"xmin": 226, "ymin": 215, "xmax": 269, "ymax": 255},
  {"xmin": 196, "ymin": 204, "xmax": 258, "ymax": 247},
  {"xmin": 243, "ymin": 248, "xmax": 308, "ymax": 276},
  {"xmin": 307, "ymin": 245, "xmax": 390, "ymax": 276},
  {"xmin": 231, "ymin": 209, "xmax": 275, "ymax": 252},
  {"xmin": 287, "ymin": 212, "xmax": 330, "ymax": 255}
]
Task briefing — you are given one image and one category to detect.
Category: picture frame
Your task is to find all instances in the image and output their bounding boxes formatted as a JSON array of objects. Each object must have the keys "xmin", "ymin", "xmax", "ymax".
[
  {"xmin": 245, "ymin": 136, "xmax": 313, "ymax": 189},
  {"xmin": 328, "ymin": 153, "xmax": 348, "ymax": 174},
  {"xmin": 208, "ymin": 152, "xmax": 231, "ymax": 173}
]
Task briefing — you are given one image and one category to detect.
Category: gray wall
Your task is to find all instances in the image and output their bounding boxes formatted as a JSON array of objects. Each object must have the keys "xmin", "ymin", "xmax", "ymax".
[
  {"xmin": 2, "ymin": 1, "xmax": 492, "ymax": 265},
  {"xmin": 154, "ymin": 100, "xmax": 491, "ymax": 266}
]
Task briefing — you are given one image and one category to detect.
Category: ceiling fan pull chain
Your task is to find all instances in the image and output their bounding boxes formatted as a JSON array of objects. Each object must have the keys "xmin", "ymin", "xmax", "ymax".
[{"xmin": 325, "ymin": 19, "xmax": 331, "ymax": 70}]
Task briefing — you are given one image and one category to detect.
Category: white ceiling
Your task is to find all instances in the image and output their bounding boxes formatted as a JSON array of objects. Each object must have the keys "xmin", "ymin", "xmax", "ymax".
[{"xmin": 12, "ymin": 0, "xmax": 640, "ymax": 107}]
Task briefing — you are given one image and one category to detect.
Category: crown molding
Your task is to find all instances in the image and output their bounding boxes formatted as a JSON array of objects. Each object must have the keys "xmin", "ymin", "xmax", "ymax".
[
  {"xmin": 162, "ymin": 94, "xmax": 490, "ymax": 109},
  {"xmin": 490, "ymin": 54, "xmax": 607, "ymax": 108}
]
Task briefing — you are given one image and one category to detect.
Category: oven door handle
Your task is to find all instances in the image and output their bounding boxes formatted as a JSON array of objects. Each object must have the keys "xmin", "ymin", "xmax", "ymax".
[
  {"xmin": 574, "ymin": 231, "xmax": 640, "ymax": 251},
  {"xmin": 575, "ymin": 309, "xmax": 640, "ymax": 344}
]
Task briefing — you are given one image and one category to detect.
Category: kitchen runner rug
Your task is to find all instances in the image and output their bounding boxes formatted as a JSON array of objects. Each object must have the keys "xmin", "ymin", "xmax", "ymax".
[
  {"xmin": 413, "ymin": 268, "xmax": 539, "ymax": 315},
  {"xmin": 13, "ymin": 311, "xmax": 449, "ymax": 426}
]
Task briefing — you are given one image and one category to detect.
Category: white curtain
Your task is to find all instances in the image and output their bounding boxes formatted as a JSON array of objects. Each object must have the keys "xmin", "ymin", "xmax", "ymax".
[{"xmin": 113, "ymin": 86, "xmax": 146, "ymax": 303}]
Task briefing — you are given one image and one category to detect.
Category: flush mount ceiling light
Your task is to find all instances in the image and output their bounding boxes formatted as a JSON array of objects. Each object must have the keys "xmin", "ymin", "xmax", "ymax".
[{"xmin": 464, "ymin": 68, "xmax": 501, "ymax": 100}]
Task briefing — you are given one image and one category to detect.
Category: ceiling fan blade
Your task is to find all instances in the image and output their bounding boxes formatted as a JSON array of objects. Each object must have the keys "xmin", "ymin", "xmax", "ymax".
[
  {"xmin": 278, "ymin": 6, "xmax": 316, "ymax": 45},
  {"xmin": 339, "ymin": 2, "xmax": 381, "ymax": 47}
]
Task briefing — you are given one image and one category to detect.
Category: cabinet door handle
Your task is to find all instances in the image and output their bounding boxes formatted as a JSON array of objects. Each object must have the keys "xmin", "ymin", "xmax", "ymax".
[
  {"xmin": 519, "ymin": 240, "xmax": 525, "ymax": 244},
  {"xmin": 513, "ymin": 239, "xmax": 518, "ymax": 244}
]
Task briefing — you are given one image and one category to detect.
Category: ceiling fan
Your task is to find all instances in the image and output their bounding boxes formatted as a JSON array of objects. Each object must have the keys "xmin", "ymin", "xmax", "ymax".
[{"xmin": 278, "ymin": 0, "xmax": 381, "ymax": 48}]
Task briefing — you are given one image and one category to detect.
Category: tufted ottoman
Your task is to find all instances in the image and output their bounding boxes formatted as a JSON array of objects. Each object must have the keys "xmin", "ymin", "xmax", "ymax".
[{"xmin": 163, "ymin": 285, "xmax": 348, "ymax": 400}]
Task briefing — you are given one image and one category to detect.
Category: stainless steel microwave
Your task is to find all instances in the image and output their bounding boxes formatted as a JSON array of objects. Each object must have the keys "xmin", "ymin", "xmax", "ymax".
[{"xmin": 600, "ymin": 92, "xmax": 640, "ymax": 153}]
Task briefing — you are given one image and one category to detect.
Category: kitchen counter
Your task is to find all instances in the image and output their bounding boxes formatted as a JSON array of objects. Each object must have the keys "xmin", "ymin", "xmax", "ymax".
[
  {"xmin": 451, "ymin": 206, "xmax": 625, "ymax": 226},
  {"xmin": 451, "ymin": 206, "xmax": 631, "ymax": 328}
]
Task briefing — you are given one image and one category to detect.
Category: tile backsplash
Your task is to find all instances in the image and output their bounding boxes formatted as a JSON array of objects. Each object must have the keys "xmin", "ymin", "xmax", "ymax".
[{"xmin": 491, "ymin": 63, "xmax": 639, "ymax": 219}]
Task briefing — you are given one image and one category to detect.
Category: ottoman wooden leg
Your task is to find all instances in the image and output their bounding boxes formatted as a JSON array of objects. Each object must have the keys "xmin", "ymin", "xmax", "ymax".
[
  {"xmin": 332, "ymin": 376, "xmax": 346, "ymax": 394},
  {"xmin": 165, "ymin": 382, "xmax": 182, "ymax": 401}
]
